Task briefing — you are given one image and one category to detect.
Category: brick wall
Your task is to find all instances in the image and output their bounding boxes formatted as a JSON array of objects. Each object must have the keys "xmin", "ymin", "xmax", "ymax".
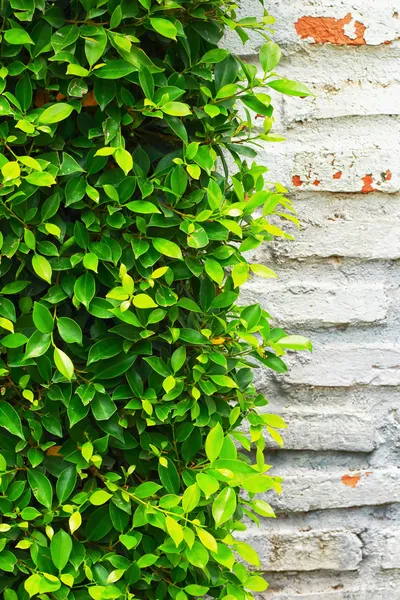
[{"xmin": 228, "ymin": 1, "xmax": 400, "ymax": 598}]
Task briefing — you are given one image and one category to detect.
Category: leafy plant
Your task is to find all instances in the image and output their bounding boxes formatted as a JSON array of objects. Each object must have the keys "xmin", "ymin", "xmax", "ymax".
[{"xmin": 0, "ymin": 1, "xmax": 312, "ymax": 599}]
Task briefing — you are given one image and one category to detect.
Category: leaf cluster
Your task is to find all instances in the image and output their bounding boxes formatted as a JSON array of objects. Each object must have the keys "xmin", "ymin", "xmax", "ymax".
[{"xmin": 0, "ymin": 1, "xmax": 312, "ymax": 599}]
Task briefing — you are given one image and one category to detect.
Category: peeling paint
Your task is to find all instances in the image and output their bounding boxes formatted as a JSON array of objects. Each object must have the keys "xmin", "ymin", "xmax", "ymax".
[
  {"xmin": 295, "ymin": 13, "xmax": 367, "ymax": 45},
  {"xmin": 361, "ymin": 174, "xmax": 375, "ymax": 193},
  {"xmin": 342, "ymin": 474, "xmax": 362, "ymax": 488},
  {"xmin": 292, "ymin": 175, "xmax": 304, "ymax": 187}
]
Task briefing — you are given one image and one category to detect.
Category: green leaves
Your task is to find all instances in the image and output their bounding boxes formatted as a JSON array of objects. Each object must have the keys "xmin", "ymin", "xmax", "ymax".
[
  {"xmin": 260, "ymin": 41, "xmax": 282, "ymax": 73},
  {"xmin": 212, "ymin": 487, "xmax": 236, "ymax": 527},
  {"xmin": 54, "ymin": 348, "xmax": 74, "ymax": 380},
  {"xmin": 27, "ymin": 469, "xmax": 53, "ymax": 509},
  {"xmin": 150, "ymin": 18, "xmax": 177, "ymax": 40},
  {"xmin": 32, "ymin": 254, "xmax": 52, "ymax": 283},
  {"xmin": 39, "ymin": 103, "xmax": 74, "ymax": 124},
  {"xmin": 57, "ymin": 317, "xmax": 83, "ymax": 345},
  {"xmin": 56, "ymin": 467, "xmax": 77, "ymax": 503},
  {"xmin": 74, "ymin": 272, "xmax": 95, "ymax": 308},
  {"xmin": 205, "ymin": 422, "xmax": 224, "ymax": 462},
  {"xmin": 33, "ymin": 302, "xmax": 54, "ymax": 334},
  {"xmin": 94, "ymin": 60, "xmax": 135, "ymax": 79},
  {"xmin": 4, "ymin": 29, "xmax": 33, "ymax": 45},
  {"xmin": 152, "ymin": 238, "xmax": 183, "ymax": 260},
  {"xmin": 0, "ymin": 3, "xmax": 313, "ymax": 598},
  {"xmin": 268, "ymin": 78, "xmax": 313, "ymax": 97},
  {"xmin": 50, "ymin": 529, "xmax": 72, "ymax": 571},
  {"xmin": 0, "ymin": 402, "xmax": 25, "ymax": 440}
]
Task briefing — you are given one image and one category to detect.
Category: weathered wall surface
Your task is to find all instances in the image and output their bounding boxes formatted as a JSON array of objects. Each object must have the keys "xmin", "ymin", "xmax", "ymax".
[{"xmin": 228, "ymin": 1, "xmax": 400, "ymax": 598}]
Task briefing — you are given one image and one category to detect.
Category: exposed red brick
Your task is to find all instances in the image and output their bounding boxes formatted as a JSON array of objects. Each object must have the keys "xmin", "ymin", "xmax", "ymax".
[
  {"xmin": 313, "ymin": 180, "xmax": 321, "ymax": 186},
  {"xmin": 82, "ymin": 90, "xmax": 98, "ymax": 107},
  {"xmin": 342, "ymin": 474, "xmax": 361, "ymax": 488},
  {"xmin": 292, "ymin": 175, "xmax": 303, "ymax": 187},
  {"xmin": 295, "ymin": 13, "xmax": 366, "ymax": 45},
  {"xmin": 35, "ymin": 89, "xmax": 49, "ymax": 108},
  {"xmin": 333, "ymin": 171, "xmax": 343, "ymax": 179},
  {"xmin": 361, "ymin": 174, "xmax": 375, "ymax": 193},
  {"xmin": 384, "ymin": 169, "xmax": 392, "ymax": 181}
]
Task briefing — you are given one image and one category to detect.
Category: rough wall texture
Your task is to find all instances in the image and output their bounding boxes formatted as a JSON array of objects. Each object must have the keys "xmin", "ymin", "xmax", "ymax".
[{"xmin": 227, "ymin": 1, "xmax": 400, "ymax": 598}]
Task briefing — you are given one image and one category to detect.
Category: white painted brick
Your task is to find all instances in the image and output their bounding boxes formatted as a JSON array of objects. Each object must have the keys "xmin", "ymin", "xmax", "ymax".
[
  {"xmin": 227, "ymin": 1, "xmax": 400, "ymax": 52},
  {"xmin": 284, "ymin": 344, "xmax": 400, "ymax": 387},
  {"xmin": 261, "ymin": 591, "xmax": 400, "ymax": 600},
  {"xmin": 382, "ymin": 531, "xmax": 400, "ymax": 569},
  {"xmin": 241, "ymin": 281, "xmax": 388, "ymax": 326},
  {"xmin": 275, "ymin": 45, "xmax": 400, "ymax": 88},
  {"xmin": 282, "ymin": 82, "xmax": 400, "ymax": 124},
  {"xmin": 274, "ymin": 219, "xmax": 400, "ymax": 260},
  {"xmin": 268, "ymin": 1, "xmax": 400, "ymax": 47},
  {"xmin": 269, "ymin": 468, "xmax": 400, "ymax": 512},
  {"xmin": 265, "ymin": 410, "xmax": 376, "ymax": 452},
  {"xmin": 263, "ymin": 147, "xmax": 400, "ymax": 194},
  {"xmin": 244, "ymin": 530, "xmax": 362, "ymax": 571}
]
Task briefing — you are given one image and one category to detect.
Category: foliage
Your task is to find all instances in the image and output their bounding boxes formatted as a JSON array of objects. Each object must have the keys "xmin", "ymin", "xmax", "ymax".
[{"xmin": 0, "ymin": 1, "xmax": 312, "ymax": 599}]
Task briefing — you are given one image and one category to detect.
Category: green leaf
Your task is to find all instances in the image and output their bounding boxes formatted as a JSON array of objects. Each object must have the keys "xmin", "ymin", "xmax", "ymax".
[
  {"xmin": 259, "ymin": 41, "xmax": 282, "ymax": 73},
  {"xmin": 33, "ymin": 301, "xmax": 54, "ymax": 334},
  {"xmin": 0, "ymin": 401, "xmax": 25, "ymax": 439},
  {"xmin": 150, "ymin": 18, "xmax": 177, "ymax": 40},
  {"xmin": 56, "ymin": 467, "xmax": 77, "ymax": 503},
  {"xmin": 185, "ymin": 541, "xmax": 209, "ymax": 568},
  {"xmin": 90, "ymin": 489, "xmax": 113, "ymax": 505},
  {"xmin": 196, "ymin": 473, "xmax": 219, "ymax": 499},
  {"xmin": 161, "ymin": 102, "xmax": 191, "ymax": 117},
  {"xmin": 166, "ymin": 515, "xmax": 183, "ymax": 546},
  {"xmin": 39, "ymin": 103, "xmax": 74, "ymax": 124},
  {"xmin": 205, "ymin": 258, "xmax": 224, "ymax": 285},
  {"xmin": 250, "ymin": 264, "xmax": 278, "ymax": 279},
  {"xmin": 182, "ymin": 483, "xmax": 200, "ymax": 513},
  {"xmin": 125, "ymin": 200, "xmax": 160, "ymax": 214},
  {"xmin": 94, "ymin": 60, "xmax": 135, "ymax": 79},
  {"xmin": 132, "ymin": 294, "xmax": 158, "ymax": 309},
  {"xmin": 25, "ymin": 331, "xmax": 51, "ymax": 359},
  {"xmin": 212, "ymin": 487, "xmax": 236, "ymax": 527},
  {"xmin": 85, "ymin": 28, "xmax": 107, "ymax": 66},
  {"xmin": 26, "ymin": 171, "xmax": 56, "ymax": 187},
  {"xmin": 27, "ymin": 469, "xmax": 53, "ymax": 509},
  {"xmin": 74, "ymin": 272, "xmax": 95, "ymax": 308},
  {"xmin": 32, "ymin": 254, "xmax": 52, "ymax": 283},
  {"xmin": 171, "ymin": 346, "xmax": 186, "ymax": 373},
  {"xmin": 185, "ymin": 585, "xmax": 210, "ymax": 596},
  {"xmin": 50, "ymin": 529, "xmax": 73, "ymax": 571},
  {"xmin": 57, "ymin": 317, "xmax": 83, "ymax": 345},
  {"xmin": 158, "ymin": 458, "xmax": 180, "ymax": 494},
  {"xmin": 197, "ymin": 528, "xmax": 218, "ymax": 553},
  {"xmin": 244, "ymin": 575, "xmax": 268, "ymax": 592},
  {"xmin": 54, "ymin": 347, "xmax": 74, "ymax": 380},
  {"xmin": 200, "ymin": 49, "xmax": 230, "ymax": 63},
  {"xmin": 4, "ymin": 28, "xmax": 33, "ymax": 45},
  {"xmin": 115, "ymin": 148, "xmax": 133, "ymax": 175},
  {"xmin": 152, "ymin": 238, "xmax": 183, "ymax": 260},
  {"xmin": 205, "ymin": 422, "xmax": 224, "ymax": 462},
  {"xmin": 232, "ymin": 263, "xmax": 249, "ymax": 288},
  {"xmin": 277, "ymin": 335, "xmax": 313, "ymax": 352},
  {"xmin": 1, "ymin": 333, "xmax": 28, "ymax": 348},
  {"xmin": 210, "ymin": 375, "xmax": 238, "ymax": 388},
  {"xmin": 135, "ymin": 482, "xmax": 162, "ymax": 498},
  {"xmin": 268, "ymin": 78, "xmax": 313, "ymax": 97}
]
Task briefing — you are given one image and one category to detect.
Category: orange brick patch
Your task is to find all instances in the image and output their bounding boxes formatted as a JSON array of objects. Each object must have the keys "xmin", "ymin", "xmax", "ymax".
[{"xmin": 295, "ymin": 13, "xmax": 366, "ymax": 45}]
